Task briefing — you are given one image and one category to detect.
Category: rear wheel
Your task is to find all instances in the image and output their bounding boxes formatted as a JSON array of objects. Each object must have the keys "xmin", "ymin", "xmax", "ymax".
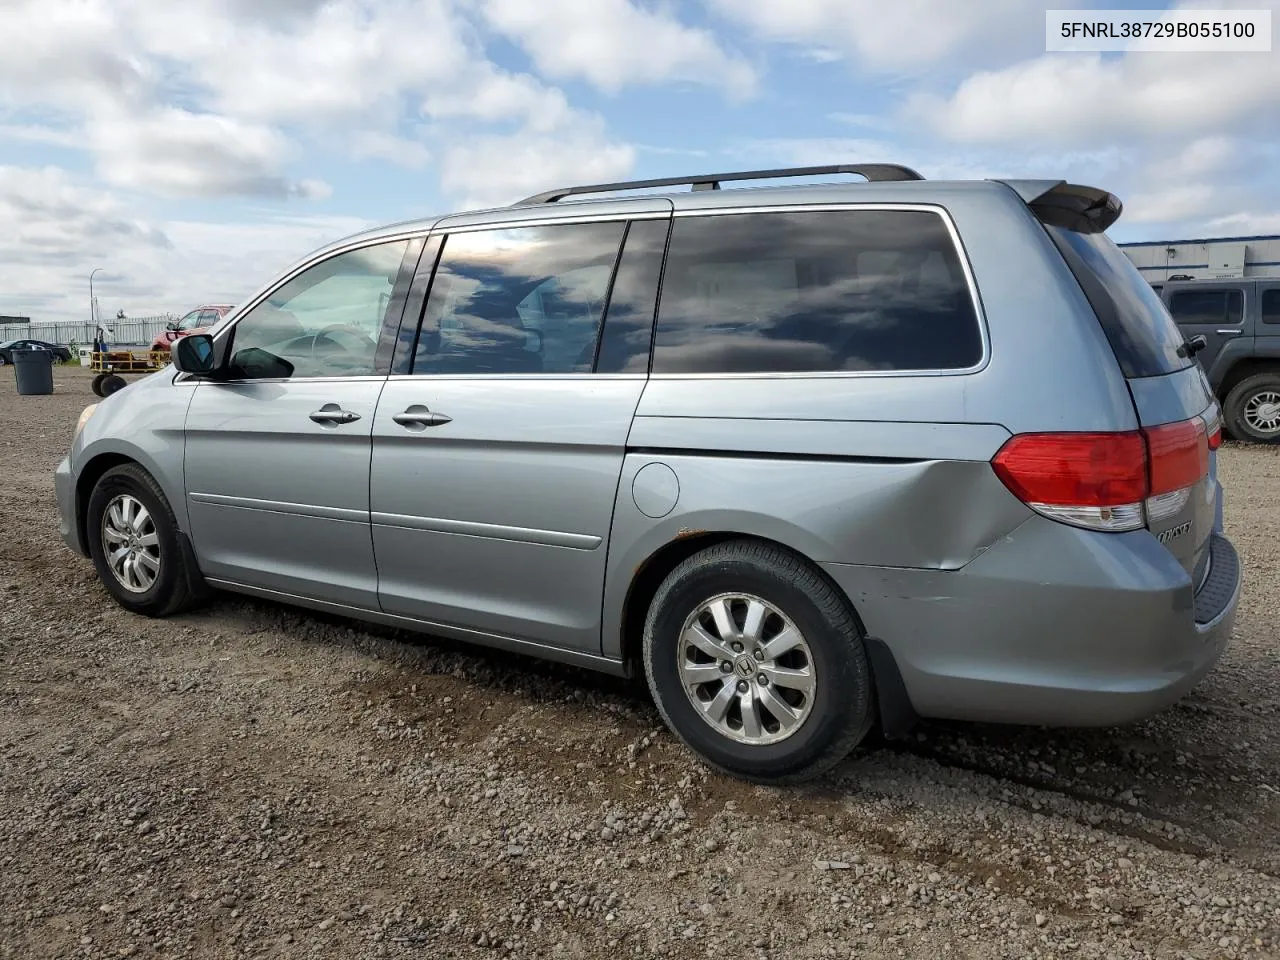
[
  {"xmin": 642, "ymin": 540, "xmax": 873, "ymax": 783},
  {"xmin": 1224, "ymin": 372, "xmax": 1280, "ymax": 444},
  {"xmin": 87, "ymin": 464, "xmax": 204, "ymax": 617}
]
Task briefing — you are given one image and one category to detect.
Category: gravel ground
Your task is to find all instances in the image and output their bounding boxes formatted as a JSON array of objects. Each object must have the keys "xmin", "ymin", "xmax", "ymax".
[{"xmin": 2, "ymin": 365, "xmax": 1279, "ymax": 960}]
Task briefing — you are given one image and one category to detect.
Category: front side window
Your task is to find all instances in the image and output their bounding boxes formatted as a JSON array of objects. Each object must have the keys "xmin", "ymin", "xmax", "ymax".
[
  {"xmin": 228, "ymin": 238, "xmax": 412, "ymax": 379},
  {"xmin": 413, "ymin": 221, "xmax": 625, "ymax": 375},
  {"xmin": 1168, "ymin": 289, "xmax": 1244, "ymax": 326},
  {"xmin": 652, "ymin": 210, "xmax": 982, "ymax": 374},
  {"xmin": 177, "ymin": 310, "xmax": 207, "ymax": 331}
]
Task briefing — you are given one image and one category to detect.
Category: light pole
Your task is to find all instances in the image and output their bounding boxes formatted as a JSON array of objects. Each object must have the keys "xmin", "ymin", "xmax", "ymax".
[
  {"xmin": 89, "ymin": 267, "xmax": 103, "ymax": 322},
  {"xmin": 89, "ymin": 267, "xmax": 104, "ymax": 349}
]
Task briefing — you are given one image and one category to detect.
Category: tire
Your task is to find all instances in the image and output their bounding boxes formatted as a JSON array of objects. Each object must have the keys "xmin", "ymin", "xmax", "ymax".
[
  {"xmin": 642, "ymin": 539, "xmax": 874, "ymax": 784},
  {"xmin": 87, "ymin": 464, "xmax": 205, "ymax": 617},
  {"xmin": 90, "ymin": 373, "xmax": 107, "ymax": 397},
  {"xmin": 1223, "ymin": 372, "xmax": 1280, "ymax": 444},
  {"xmin": 99, "ymin": 374, "xmax": 127, "ymax": 397}
]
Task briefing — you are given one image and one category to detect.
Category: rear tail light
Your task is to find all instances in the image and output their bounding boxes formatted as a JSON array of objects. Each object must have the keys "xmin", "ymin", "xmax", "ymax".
[{"xmin": 992, "ymin": 415, "xmax": 1212, "ymax": 533}]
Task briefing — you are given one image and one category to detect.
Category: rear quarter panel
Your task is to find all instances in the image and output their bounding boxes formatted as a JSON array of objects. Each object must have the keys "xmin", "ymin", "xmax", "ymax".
[{"xmin": 600, "ymin": 421, "xmax": 1032, "ymax": 659}]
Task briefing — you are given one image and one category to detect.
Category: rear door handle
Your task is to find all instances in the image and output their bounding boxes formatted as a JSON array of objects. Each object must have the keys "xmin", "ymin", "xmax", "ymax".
[
  {"xmin": 392, "ymin": 404, "xmax": 452, "ymax": 428},
  {"xmin": 309, "ymin": 404, "xmax": 361, "ymax": 425},
  {"xmin": 1216, "ymin": 329, "xmax": 1241, "ymax": 336}
]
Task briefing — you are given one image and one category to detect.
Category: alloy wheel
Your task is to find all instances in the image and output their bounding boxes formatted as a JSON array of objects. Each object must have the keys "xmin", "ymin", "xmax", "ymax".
[
  {"xmin": 101, "ymin": 494, "xmax": 161, "ymax": 593},
  {"xmin": 677, "ymin": 593, "xmax": 816, "ymax": 746}
]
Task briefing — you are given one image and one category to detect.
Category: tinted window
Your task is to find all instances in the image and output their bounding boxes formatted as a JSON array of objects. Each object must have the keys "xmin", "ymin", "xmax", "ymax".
[
  {"xmin": 652, "ymin": 210, "xmax": 981, "ymax": 374},
  {"xmin": 228, "ymin": 238, "xmax": 412, "ymax": 379},
  {"xmin": 413, "ymin": 222, "xmax": 625, "ymax": 375},
  {"xmin": 1168, "ymin": 289, "xmax": 1244, "ymax": 326},
  {"xmin": 1044, "ymin": 225, "xmax": 1190, "ymax": 377},
  {"xmin": 596, "ymin": 219, "xmax": 670, "ymax": 373},
  {"xmin": 1262, "ymin": 289, "xmax": 1280, "ymax": 325}
]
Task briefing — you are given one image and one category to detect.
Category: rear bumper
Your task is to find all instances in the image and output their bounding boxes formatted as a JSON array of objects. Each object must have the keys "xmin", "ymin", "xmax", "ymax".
[
  {"xmin": 54, "ymin": 455, "xmax": 85, "ymax": 556},
  {"xmin": 822, "ymin": 519, "xmax": 1240, "ymax": 728}
]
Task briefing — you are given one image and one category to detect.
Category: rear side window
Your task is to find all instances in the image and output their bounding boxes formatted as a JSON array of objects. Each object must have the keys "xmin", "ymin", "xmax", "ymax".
[
  {"xmin": 413, "ymin": 222, "xmax": 625, "ymax": 375},
  {"xmin": 1167, "ymin": 289, "xmax": 1244, "ymax": 326},
  {"xmin": 652, "ymin": 210, "xmax": 982, "ymax": 375},
  {"xmin": 1044, "ymin": 226, "xmax": 1190, "ymax": 378},
  {"xmin": 1262, "ymin": 289, "xmax": 1280, "ymax": 324}
]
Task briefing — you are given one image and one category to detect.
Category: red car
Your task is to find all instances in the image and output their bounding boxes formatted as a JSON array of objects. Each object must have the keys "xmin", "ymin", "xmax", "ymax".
[{"xmin": 150, "ymin": 304, "xmax": 236, "ymax": 352}]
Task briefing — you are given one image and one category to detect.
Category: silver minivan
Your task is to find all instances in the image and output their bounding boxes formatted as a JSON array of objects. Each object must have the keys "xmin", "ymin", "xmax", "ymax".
[{"xmin": 55, "ymin": 165, "xmax": 1242, "ymax": 782}]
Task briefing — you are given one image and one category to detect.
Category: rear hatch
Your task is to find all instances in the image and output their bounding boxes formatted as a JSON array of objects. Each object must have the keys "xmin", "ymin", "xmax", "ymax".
[{"xmin": 1025, "ymin": 182, "xmax": 1220, "ymax": 585}]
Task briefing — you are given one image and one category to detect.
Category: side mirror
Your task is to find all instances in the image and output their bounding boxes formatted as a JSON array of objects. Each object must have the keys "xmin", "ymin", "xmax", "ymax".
[
  {"xmin": 1178, "ymin": 334, "xmax": 1209, "ymax": 359},
  {"xmin": 166, "ymin": 321, "xmax": 180, "ymax": 331},
  {"xmin": 172, "ymin": 334, "xmax": 216, "ymax": 374}
]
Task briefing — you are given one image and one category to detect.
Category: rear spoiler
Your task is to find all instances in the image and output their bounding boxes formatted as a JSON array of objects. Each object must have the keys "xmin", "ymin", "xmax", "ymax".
[{"xmin": 997, "ymin": 179, "xmax": 1123, "ymax": 234}]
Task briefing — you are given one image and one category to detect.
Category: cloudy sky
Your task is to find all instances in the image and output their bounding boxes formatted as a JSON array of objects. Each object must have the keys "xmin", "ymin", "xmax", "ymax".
[{"xmin": 1, "ymin": 0, "xmax": 1277, "ymax": 323}]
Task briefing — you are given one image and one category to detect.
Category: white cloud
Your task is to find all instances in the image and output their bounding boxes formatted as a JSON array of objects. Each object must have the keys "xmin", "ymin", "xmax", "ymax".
[
  {"xmin": 909, "ymin": 48, "xmax": 1279, "ymax": 146},
  {"xmin": 423, "ymin": 66, "xmax": 576, "ymax": 133},
  {"xmin": 480, "ymin": 0, "xmax": 756, "ymax": 97},
  {"xmin": 902, "ymin": 0, "xmax": 1280, "ymax": 238},
  {"xmin": 0, "ymin": 165, "xmax": 370, "ymax": 322},
  {"xmin": 86, "ymin": 107, "xmax": 329, "ymax": 199},
  {"xmin": 0, "ymin": 0, "xmax": 632, "ymax": 208},
  {"xmin": 1206, "ymin": 212, "xmax": 1280, "ymax": 234},
  {"xmin": 171, "ymin": 0, "xmax": 473, "ymax": 126},
  {"xmin": 0, "ymin": 123, "xmax": 80, "ymax": 148},
  {"xmin": 707, "ymin": 0, "xmax": 1048, "ymax": 71},
  {"xmin": 1125, "ymin": 185, "xmax": 1220, "ymax": 224},
  {"xmin": 0, "ymin": 0, "xmax": 148, "ymax": 112},
  {"xmin": 441, "ymin": 129, "xmax": 636, "ymax": 210}
]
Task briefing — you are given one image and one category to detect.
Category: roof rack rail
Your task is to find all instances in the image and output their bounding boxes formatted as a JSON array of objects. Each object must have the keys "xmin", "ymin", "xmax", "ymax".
[{"xmin": 514, "ymin": 163, "xmax": 925, "ymax": 205}]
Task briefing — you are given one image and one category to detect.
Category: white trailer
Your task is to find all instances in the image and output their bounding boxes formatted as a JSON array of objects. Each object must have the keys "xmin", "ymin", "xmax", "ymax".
[{"xmin": 1121, "ymin": 234, "xmax": 1280, "ymax": 285}]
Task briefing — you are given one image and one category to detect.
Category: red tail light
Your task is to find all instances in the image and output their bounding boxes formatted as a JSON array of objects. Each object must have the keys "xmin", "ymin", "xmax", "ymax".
[
  {"xmin": 992, "ymin": 416, "xmax": 1212, "ymax": 532},
  {"xmin": 992, "ymin": 432, "xmax": 1146, "ymax": 506},
  {"xmin": 1145, "ymin": 418, "xmax": 1207, "ymax": 495}
]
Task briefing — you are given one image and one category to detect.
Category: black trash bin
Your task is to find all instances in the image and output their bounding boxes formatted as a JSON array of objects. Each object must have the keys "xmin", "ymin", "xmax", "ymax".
[{"xmin": 12, "ymin": 348, "xmax": 55, "ymax": 396}]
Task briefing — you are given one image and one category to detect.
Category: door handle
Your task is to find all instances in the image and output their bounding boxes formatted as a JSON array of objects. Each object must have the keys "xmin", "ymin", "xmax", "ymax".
[
  {"xmin": 1216, "ymin": 329, "xmax": 1241, "ymax": 336},
  {"xmin": 309, "ymin": 404, "xmax": 361, "ymax": 425},
  {"xmin": 392, "ymin": 404, "xmax": 452, "ymax": 428}
]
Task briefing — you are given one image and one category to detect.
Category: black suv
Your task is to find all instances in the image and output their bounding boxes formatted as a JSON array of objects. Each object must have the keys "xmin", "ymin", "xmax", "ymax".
[{"xmin": 1160, "ymin": 278, "xmax": 1280, "ymax": 443}]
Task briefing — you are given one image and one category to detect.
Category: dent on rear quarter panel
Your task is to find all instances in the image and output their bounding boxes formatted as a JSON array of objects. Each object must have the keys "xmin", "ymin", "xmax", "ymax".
[{"xmin": 600, "ymin": 426, "xmax": 1032, "ymax": 659}]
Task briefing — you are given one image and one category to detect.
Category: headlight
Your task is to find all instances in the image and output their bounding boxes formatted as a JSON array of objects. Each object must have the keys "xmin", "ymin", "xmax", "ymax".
[{"xmin": 75, "ymin": 403, "xmax": 99, "ymax": 436}]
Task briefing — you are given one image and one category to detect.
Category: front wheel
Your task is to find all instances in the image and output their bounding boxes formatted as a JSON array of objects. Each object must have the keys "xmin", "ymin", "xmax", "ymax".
[
  {"xmin": 87, "ymin": 464, "xmax": 205, "ymax": 617},
  {"xmin": 642, "ymin": 540, "xmax": 874, "ymax": 784},
  {"xmin": 1224, "ymin": 372, "xmax": 1280, "ymax": 444}
]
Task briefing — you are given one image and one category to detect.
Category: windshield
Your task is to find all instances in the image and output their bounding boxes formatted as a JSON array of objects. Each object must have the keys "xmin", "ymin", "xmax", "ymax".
[{"xmin": 1044, "ymin": 225, "xmax": 1190, "ymax": 379}]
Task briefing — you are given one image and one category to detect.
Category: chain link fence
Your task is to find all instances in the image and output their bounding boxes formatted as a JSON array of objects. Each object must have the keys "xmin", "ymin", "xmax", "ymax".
[{"xmin": 0, "ymin": 315, "xmax": 178, "ymax": 347}]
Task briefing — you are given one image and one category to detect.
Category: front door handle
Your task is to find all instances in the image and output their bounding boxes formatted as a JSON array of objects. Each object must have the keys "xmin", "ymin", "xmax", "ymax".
[
  {"xmin": 1216, "ymin": 329, "xmax": 1241, "ymax": 336},
  {"xmin": 392, "ymin": 404, "xmax": 452, "ymax": 428},
  {"xmin": 310, "ymin": 403, "xmax": 361, "ymax": 425}
]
